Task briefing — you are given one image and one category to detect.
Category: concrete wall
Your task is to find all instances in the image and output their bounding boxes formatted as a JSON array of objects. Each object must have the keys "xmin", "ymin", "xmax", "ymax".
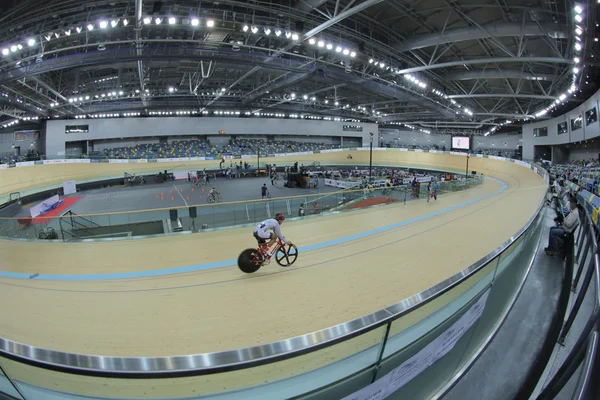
[
  {"xmin": 522, "ymin": 87, "xmax": 600, "ymax": 159},
  {"xmin": 45, "ymin": 118, "xmax": 378, "ymax": 158}
]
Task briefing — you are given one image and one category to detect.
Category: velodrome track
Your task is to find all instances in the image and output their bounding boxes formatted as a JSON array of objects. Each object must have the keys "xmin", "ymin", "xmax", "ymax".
[{"xmin": 0, "ymin": 151, "xmax": 547, "ymax": 396}]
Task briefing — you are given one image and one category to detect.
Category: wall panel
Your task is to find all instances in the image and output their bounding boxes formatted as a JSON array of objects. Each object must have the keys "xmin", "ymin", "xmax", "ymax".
[{"xmin": 46, "ymin": 118, "xmax": 378, "ymax": 158}]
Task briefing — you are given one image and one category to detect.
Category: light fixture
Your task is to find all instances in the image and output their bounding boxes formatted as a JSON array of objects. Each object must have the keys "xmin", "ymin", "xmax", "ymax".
[
  {"xmin": 575, "ymin": 14, "xmax": 583, "ymax": 23},
  {"xmin": 168, "ymin": 17, "xmax": 176, "ymax": 25},
  {"xmin": 350, "ymin": 51, "xmax": 356, "ymax": 57},
  {"xmin": 64, "ymin": 29, "xmax": 71, "ymax": 36},
  {"xmin": 574, "ymin": 57, "xmax": 580, "ymax": 63},
  {"xmin": 343, "ymin": 48, "xmax": 349, "ymax": 55},
  {"xmin": 122, "ymin": 19, "xmax": 129, "ymax": 26},
  {"xmin": 76, "ymin": 26, "xmax": 82, "ymax": 33},
  {"xmin": 575, "ymin": 43, "xmax": 582, "ymax": 51},
  {"xmin": 143, "ymin": 17, "xmax": 151, "ymax": 24},
  {"xmin": 221, "ymin": 87, "xmax": 226, "ymax": 92},
  {"xmin": 574, "ymin": 5, "xmax": 583, "ymax": 13},
  {"xmin": 155, "ymin": 17, "xmax": 162, "ymax": 24},
  {"xmin": 243, "ymin": 24, "xmax": 249, "ymax": 32},
  {"xmin": 326, "ymin": 43, "xmax": 333, "ymax": 50},
  {"xmin": 54, "ymin": 32, "xmax": 60, "ymax": 38},
  {"xmin": 576, "ymin": 27, "xmax": 583, "ymax": 35},
  {"xmin": 275, "ymin": 29, "xmax": 281, "ymax": 36},
  {"xmin": 318, "ymin": 40, "xmax": 324, "ymax": 47},
  {"xmin": 99, "ymin": 20, "xmax": 108, "ymax": 29},
  {"xmin": 10, "ymin": 45, "xmax": 17, "ymax": 52},
  {"xmin": 574, "ymin": 67, "xmax": 580, "ymax": 73},
  {"xmin": 309, "ymin": 38, "xmax": 316, "ymax": 45},
  {"xmin": 111, "ymin": 19, "xmax": 119, "ymax": 28},
  {"xmin": 207, "ymin": 19, "xmax": 214, "ymax": 27},
  {"xmin": 251, "ymin": 26, "xmax": 258, "ymax": 34},
  {"xmin": 303, "ymin": 94, "xmax": 308, "ymax": 100},
  {"xmin": 87, "ymin": 24, "xmax": 94, "ymax": 31},
  {"xmin": 291, "ymin": 33, "xmax": 299, "ymax": 40},
  {"xmin": 168, "ymin": 87, "xmax": 174, "ymax": 93},
  {"xmin": 264, "ymin": 27, "xmax": 271, "ymax": 35},
  {"xmin": 118, "ymin": 91, "xmax": 123, "ymax": 95}
]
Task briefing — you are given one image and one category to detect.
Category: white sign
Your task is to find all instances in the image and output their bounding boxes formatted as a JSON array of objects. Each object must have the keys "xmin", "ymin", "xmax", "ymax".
[
  {"xmin": 16, "ymin": 161, "xmax": 35, "ymax": 167},
  {"xmin": 241, "ymin": 155, "xmax": 254, "ymax": 159},
  {"xmin": 342, "ymin": 290, "xmax": 490, "ymax": 400},
  {"xmin": 488, "ymin": 155, "xmax": 506, "ymax": 161},
  {"xmin": 0, "ymin": 164, "xmax": 8, "ymax": 169},
  {"xmin": 398, "ymin": 148, "xmax": 409, "ymax": 152},
  {"xmin": 320, "ymin": 148, "xmax": 344, "ymax": 153},
  {"xmin": 56, "ymin": 151, "xmax": 65, "ymax": 156},
  {"xmin": 514, "ymin": 160, "xmax": 531, "ymax": 168},
  {"xmin": 476, "ymin": 154, "xmax": 484, "ymax": 158},
  {"xmin": 30, "ymin": 194, "xmax": 60, "ymax": 218},
  {"xmin": 414, "ymin": 149, "xmax": 424, "ymax": 152},
  {"xmin": 65, "ymin": 159, "xmax": 91, "ymax": 164},
  {"xmin": 43, "ymin": 159, "xmax": 68, "ymax": 164},
  {"xmin": 450, "ymin": 151, "xmax": 467, "ymax": 156},
  {"xmin": 63, "ymin": 180, "xmax": 77, "ymax": 195},
  {"xmin": 109, "ymin": 159, "xmax": 129, "ymax": 164}
]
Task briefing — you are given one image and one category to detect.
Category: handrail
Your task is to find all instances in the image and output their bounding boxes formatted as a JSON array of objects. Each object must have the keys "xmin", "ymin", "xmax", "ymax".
[{"xmin": 0, "ymin": 165, "xmax": 548, "ymax": 378}]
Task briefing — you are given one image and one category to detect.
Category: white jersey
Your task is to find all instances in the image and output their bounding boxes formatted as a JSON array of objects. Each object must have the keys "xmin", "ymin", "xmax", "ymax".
[{"xmin": 254, "ymin": 219, "xmax": 286, "ymax": 242}]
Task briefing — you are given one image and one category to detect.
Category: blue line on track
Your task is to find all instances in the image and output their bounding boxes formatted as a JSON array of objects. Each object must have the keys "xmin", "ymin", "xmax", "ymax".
[{"xmin": 0, "ymin": 178, "xmax": 507, "ymax": 281}]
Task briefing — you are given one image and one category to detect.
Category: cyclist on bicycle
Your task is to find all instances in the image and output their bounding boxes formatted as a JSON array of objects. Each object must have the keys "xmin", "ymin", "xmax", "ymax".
[
  {"xmin": 253, "ymin": 213, "xmax": 292, "ymax": 249},
  {"xmin": 209, "ymin": 187, "xmax": 219, "ymax": 200}
]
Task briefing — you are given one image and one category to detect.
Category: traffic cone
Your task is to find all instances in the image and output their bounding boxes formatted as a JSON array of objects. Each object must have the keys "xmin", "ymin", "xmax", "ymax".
[
  {"xmin": 170, "ymin": 190, "xmax": 173, "ymax": 194},
  {"xmin": 156, "ymin": 194, "xmax": 159, "ymax": 199},
  {"xmin": 180, "ymin": 188, "xmax": 183, "ymax": 193},
  {"xmin": 171, "ymin": 196, "xmax": 175, "ymax": 201},
  {"xmin": 201, "ymin": 187, "xmax": 204, "ymax": 192},
  {"xmin": 186, "ymin": 196, "xmax": 190, "ymax": 201},
  {"xmin": 192, "ymin": 188, "xmax": 195, "ymax": 192}
]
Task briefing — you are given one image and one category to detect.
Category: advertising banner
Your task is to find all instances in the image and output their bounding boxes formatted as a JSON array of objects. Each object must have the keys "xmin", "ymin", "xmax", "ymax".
[
  {"xmin": 514, "ymin": 160, "xmax": 531, "ymax": 168},
  {"xmin": 449, "ymin": 151, "xmax": 467, "ymax": 156},
  {"xmin": 43, "ymin": 159, "xmax": 68, "ymax": 164},
  {"xmin": 30, "ymin": 194, "xmax": 60, "ymax": 218},
  {"xmin": 16, "ymin": 161, "xmax": 35, "ymax": 167},
  {"xmin": 109, "ymin": 159, "xmax": 129, "ymax": 164},
  {"xmin": 341, "ymin": 290, "xmax": 490, "ymax": 400},
  {"xmin": 0, "ymin": 164, "xmax": 8, "ymax": 169},
  {"xmin": 488, "ymin": 155, "xmax": 506, "ymax": 161},
  {"xmin": 398, "ymin": 148, "xmax": 409, "ymax": 152},
  {"xmin": 65, "ymin": 159, "xmax": 91, "ymax": 164}
]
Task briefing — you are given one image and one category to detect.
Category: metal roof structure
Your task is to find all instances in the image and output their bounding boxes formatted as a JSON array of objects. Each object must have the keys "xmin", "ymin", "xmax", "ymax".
[{"xmin": 0, "ymin": 0, "xmax": 594, "ymax": 135}]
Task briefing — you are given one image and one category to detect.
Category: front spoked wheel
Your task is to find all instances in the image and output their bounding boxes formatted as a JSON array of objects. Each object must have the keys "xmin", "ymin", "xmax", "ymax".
[{"xmin": 275, "ymin": 244, "xmax": 299, "ymax": 267}]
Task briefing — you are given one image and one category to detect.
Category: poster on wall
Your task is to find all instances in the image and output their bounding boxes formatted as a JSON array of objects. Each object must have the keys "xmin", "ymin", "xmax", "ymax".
[
  {"xmin": 451, "ymin": 136, "xmax": 470, "ymax": 150},
  {"xmin": 14, "ymin": 130, "xmax": 40, "ymax": 141}
]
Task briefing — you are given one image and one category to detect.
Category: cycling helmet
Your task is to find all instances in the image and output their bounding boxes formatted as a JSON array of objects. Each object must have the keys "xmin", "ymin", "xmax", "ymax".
[{"xmin": 275, "ymin": 213, "xmax": 286, "ymax": 221}]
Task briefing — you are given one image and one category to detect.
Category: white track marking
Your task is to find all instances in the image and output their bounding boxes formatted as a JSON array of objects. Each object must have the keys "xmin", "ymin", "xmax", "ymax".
[{"xmin": 173, "ymin": 183, "xmax": 189, "ymax": 206}]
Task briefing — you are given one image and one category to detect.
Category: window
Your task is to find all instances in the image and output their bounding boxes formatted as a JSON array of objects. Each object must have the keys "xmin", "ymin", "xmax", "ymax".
[
  {"xmin": 585, "ymin": 108, "xmax": 597, "ymax": 125},
  {"xmin": 571, "ymin": 115, "xmax": 583, "ymax": 131},
  {"xmin": 65, "ymin": 125, "xmax": 89, "ymax": 134},
  {"xmin": 533, "ymin": 127, "xmax": 548, "ymax": 137},
  {"xmin": 557, "ymin": 122, "xmax": 568, "ymax": 135},
  {"xmin": 343, "ymin": 125, "xmax": 363, "ymax": 132}
]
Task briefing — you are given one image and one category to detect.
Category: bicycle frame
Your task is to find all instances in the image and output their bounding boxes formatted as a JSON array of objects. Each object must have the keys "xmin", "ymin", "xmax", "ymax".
[{"xmin": 254, "ymin": 238, "xmax": 285, "ymax": 263}]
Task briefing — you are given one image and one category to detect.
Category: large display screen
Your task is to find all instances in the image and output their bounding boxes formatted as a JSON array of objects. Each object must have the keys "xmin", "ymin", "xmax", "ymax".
[{"xmin": 451, "ymin": 136, "xmax": 470, "ymax": 150}]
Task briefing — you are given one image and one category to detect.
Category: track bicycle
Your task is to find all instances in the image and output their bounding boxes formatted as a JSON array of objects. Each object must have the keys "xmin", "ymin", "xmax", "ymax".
[
  {"xmin": 237, "ymin": 238, "xmax": 299, "ymax": 273},
  {"xmin": 207, "ymin": 192, "xmax": 222, "ymax": 203}
]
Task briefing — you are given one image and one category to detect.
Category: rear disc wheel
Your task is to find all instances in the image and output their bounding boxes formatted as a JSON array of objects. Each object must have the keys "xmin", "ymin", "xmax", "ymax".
[{"xmin": 238, "ymin": 249, "xmax": 263, "ymax": 273}]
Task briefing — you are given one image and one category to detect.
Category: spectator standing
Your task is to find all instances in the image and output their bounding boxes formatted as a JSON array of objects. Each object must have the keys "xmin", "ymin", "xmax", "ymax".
[
  {"xmin": 261, "ymin": 184, "xmax": 268, "ymax": 199},
  {"xmin": 545, "ymin": 197, "xmax": 579, "ymax": 256},
  {"xmin": 427, "ymin": 181, "xmax": 432, "ymax": 202},
  {"xmin": 432, "ymin": 180, "xmax": 439, "ymax": 200}
]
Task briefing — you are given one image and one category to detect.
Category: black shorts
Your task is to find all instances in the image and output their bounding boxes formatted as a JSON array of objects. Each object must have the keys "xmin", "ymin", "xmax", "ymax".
[{"xmin": 253, "ymin": 231, "xmax": 273, "ymax": 243}]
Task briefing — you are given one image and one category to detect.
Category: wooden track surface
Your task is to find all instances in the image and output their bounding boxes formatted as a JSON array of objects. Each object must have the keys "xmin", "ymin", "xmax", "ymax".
[{"xmin": 0, "ymin": 152, "xmax": 546, "ymax": 362}]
